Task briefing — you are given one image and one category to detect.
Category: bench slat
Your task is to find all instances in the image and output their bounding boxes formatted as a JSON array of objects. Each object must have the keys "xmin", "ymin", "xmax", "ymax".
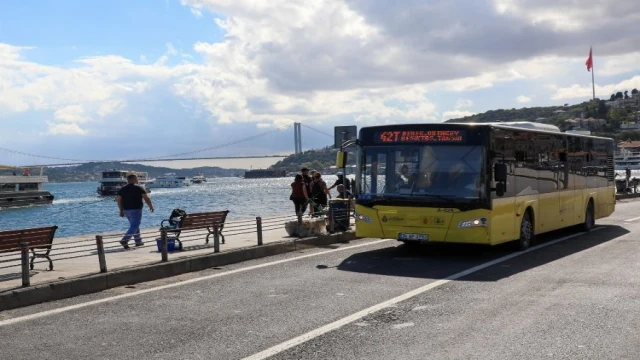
[{"xmin": 0, "ymin": 226, "xmax": 57, "ymax": 252}]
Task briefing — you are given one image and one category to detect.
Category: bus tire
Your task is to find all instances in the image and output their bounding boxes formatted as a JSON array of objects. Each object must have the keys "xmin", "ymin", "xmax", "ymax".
[
  {"xmin": 515, "ymin": 210, "xmax": 534, "ymax": 251},
  {"xmin": 581, "ymin": 200, "xmax": 595, "ymax": 232}
]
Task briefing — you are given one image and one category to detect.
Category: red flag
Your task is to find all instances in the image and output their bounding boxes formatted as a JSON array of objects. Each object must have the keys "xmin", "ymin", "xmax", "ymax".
[{"xmin": 586, "ymin": 47, "xmax": 593, "ymax": 72}]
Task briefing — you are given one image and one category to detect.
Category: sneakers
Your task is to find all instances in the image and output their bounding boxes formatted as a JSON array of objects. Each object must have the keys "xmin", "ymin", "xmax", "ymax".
[
  {"xmin": 119, "ymin": 240, "xmax": 130, "ymax": 249},
  {"xmin": 134, "ymin": 242, "xmax": 145, "ymax": 247}
]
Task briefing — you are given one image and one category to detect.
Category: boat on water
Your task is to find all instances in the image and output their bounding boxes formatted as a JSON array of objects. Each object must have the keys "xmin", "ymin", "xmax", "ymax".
[
  {"xmin": 147, "ymin": 173, "xmax": 190, "ymax": 189},
  {"xmin": 0, "ymin": 167, "xmax": 54, "ymax": 208},
  {"xmin": 614, "ymin": 147, "xmax": 640, "ymax": 170},
  {"xmin": 191, "ymin": 173, "xmax": 207, "ymax": 184},
  {"xmin": 97, "ymin": 170, "xmax": 149, "ymax": 196}
]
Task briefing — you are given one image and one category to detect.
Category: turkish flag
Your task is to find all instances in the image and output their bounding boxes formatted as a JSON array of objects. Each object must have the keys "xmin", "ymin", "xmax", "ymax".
[{"xmin": 586, "ymin": 47, "xmax": 593, "ymax": 72}]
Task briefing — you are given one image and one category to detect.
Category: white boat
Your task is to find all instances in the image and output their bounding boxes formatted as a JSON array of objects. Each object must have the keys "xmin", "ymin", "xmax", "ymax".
[
  {"xmin": 191, "ymin": 173, "xmax": 207, "ymax": 184},
  {"xmin": 97, "ymin": 170, "xmax": 149, "ymax": 196},
  {"xmin": 0, "ymin": 167, "xmax": 54, "ymax": 208},
  {"xmin": 614, "ymin": 147, "xmax": 640, "ymax": 170},
  {"xmin": 146, "ymin": 173, "xmax": 190, "ymax": 189}
]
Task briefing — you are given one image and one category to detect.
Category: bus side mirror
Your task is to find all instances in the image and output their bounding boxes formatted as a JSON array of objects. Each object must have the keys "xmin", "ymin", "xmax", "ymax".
[
  {"xmin": 336, "ymin": 151, "xmax": 347, "ymax": 168},
  {"xmin": 494, "ymin": 163, "xmax": 507, "ymax": 183},
  {"xmin": 495, "ymin": 182, "xmax": 505, "ymax": 197}
]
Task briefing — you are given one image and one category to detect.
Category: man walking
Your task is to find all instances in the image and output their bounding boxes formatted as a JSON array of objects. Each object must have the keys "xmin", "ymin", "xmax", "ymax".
[{"xmin": 116, "ymin": 173, "xmax": 154, "ymax": 249}]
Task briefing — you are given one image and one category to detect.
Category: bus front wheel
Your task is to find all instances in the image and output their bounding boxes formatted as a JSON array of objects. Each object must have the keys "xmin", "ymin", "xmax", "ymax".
[{"xmin": 515, "ymin": 211, "xmax": 534, "ymax": 251}]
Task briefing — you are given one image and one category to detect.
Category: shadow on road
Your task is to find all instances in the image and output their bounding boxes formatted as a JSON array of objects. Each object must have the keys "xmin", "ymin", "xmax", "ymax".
[{"xmin": 335, "ymin": 225, "xmax": 629, "ymax": 282}]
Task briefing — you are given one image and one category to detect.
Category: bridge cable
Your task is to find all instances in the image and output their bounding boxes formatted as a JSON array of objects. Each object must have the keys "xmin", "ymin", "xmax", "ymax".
[{"xmin": 300, "ymin": 124, "xmax": 334, "ymax": 139}]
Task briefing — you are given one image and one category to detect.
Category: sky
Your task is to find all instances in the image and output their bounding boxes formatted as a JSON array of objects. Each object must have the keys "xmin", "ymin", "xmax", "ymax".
[{"xmin": 1, "ymin": 0, "xmax": 640, "ymax": 167}]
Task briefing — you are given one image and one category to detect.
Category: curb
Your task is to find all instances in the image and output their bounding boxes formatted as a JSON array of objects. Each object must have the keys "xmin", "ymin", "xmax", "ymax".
[
  {"xmin": 0, "ymin": 231, "xmax": 358, "ymax": 312},
  {"xmin": 616, "ymin": 193, "xmax": 640, "ymax": 200}
]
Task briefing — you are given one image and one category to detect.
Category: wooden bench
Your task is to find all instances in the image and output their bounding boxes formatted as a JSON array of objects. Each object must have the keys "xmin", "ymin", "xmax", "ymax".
[
  {"xmin": 160, "ymin": 211, "xmax": 229, "ymax": 251},
  {"xmin": 0, "ymin": 226, "xmax": 58, "ymax": 270}
]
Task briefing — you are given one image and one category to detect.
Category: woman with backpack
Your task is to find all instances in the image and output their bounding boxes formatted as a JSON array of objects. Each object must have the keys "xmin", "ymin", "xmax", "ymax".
[{"xmin": 290, "ymin": 174, "xmax": 308, "ymax": 216}]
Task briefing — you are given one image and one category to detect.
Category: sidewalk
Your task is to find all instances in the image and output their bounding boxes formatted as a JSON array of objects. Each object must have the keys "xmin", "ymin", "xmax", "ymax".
[{"xmin": 0, "ymin": 214, "xmax": 351, "ymax": 293}]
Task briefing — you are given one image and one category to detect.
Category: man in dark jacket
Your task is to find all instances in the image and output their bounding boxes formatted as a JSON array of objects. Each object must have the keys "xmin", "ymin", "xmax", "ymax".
[{"xmin": 116, "ymin": 173, "xmax": 155, "ymax": 249}]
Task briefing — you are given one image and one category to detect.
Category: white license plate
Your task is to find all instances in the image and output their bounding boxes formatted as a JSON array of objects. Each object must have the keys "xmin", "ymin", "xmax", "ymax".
[{"xmin": 398, "ymin": 233, "xmax": 428, "ymax": 241}]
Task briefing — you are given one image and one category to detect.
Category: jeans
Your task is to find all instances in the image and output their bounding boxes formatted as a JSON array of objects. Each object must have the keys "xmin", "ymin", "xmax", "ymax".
[
  {"xmin": 122, "ymin": 209, "xmax": 143, "ymax": 243},
  {"xmin": 292, "ymin": 199, "xmax": 307, "ymax": 215}
]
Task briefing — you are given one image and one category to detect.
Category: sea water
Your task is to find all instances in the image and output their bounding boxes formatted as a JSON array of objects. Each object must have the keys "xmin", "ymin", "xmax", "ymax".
[{"xmin": 0, "ymin": 176, "xmax": 340, "ymax": 237}]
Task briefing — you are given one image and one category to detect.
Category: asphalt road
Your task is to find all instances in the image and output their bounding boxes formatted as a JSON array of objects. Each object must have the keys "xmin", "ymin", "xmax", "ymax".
[{"xmin": 1, "ymin": 199, "xmax": 639, "ymax": 360}]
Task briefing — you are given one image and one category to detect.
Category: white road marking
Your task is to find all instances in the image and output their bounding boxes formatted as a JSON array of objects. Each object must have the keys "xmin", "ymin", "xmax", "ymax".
[
  {"xmin": 242, "ymin": 228, "xmax": 604, "ymax": 360},
  {"xmin": 625, "ymin": 216, "xmax": 640, "ymax": 222},
  {"xmin": 0, "ymin": 239, "xmax": 393, "ymax": 327}
]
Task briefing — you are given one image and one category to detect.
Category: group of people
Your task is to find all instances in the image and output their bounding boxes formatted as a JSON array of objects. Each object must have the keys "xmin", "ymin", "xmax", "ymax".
[
  {"xmin": 115, "ymin": 169, "xmax": 355, "ymax": 248},
  {"xmin": 289, "ymin": 167, "xmax": 352, "ymax": 216}
]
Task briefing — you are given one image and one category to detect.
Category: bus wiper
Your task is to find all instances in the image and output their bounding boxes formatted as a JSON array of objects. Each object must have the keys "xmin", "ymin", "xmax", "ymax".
[{"xmin": 410, "ymin": 193, "xmax": 457, "ymax": 202}]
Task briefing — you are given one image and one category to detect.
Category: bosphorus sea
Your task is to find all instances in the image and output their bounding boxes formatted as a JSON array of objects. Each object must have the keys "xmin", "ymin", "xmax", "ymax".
[{"xmin": 0, "ymin": 176, "xmax": 339, "ymax": 238}]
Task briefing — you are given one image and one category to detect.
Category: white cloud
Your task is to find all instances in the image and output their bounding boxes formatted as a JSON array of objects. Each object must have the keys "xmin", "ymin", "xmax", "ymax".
[
  {"xmin": 54, "ymin": 105, "xmax": 89, "ymax": 123},
  {"xmin": 516, "ymin": 95, "xmax": 532, "ymax": 103},
  {"xmin": 599, "ymin": 51, "xmax": 640, "ymax": 76},
  {"xmin": 455, "ymin": 99, "xmax": 474, "ymax": 109},
  {"xmin": 551, "ymin": 75, "xmax": 640, "ymax": 100},
  {"xmin": 190, "ymin": 7, "xmax": 203, "ymax": 18},
  {"xmin": 47, "ymin": 123, "xmax": 88, "ymax": 136},
  {"xmin": 442, "ymin": 110, "xmax": 476, "ymax": 121}
]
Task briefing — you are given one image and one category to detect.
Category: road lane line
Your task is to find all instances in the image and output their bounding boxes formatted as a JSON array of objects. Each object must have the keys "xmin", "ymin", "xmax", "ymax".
[
  {"xmin": 243, "ymin": 227, "xmax": 604, "ymax": 360},
  {"xmin": 624, "ymin": 216, "xmax": 640, "ymax": 222},
  {"xmin": 0, "ymin": 239, "xmax": 393, "ymax": 327}
]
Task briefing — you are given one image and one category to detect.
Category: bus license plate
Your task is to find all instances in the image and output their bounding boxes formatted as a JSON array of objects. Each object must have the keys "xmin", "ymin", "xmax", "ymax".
[{"xmin": 398, "ymin": 233, "xmax": 428, "ymax": 241}]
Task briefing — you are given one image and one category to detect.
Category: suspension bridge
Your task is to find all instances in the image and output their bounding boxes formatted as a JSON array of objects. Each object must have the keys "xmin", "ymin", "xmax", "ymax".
[{"xmin": 0, "ymin": 123, "xmax": 334, "ymax": 168}]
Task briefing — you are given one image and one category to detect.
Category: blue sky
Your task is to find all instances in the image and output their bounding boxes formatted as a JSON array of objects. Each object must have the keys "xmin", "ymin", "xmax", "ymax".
[
  {"xmin": 0, "ymin": 0, "xmax": 639, "ymax": 167},
  {"xmin": 0, "ymin": 0, "xmax": 223, "ymax": 65}
]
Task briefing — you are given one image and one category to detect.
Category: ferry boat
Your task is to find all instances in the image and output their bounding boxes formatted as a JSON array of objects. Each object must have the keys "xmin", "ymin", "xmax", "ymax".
[
  {"xmin": 0, "ymin": 167, "xmax": 54, "ymax": 208},
  {"xmin": 191, "ymin": 173, "xmax": 207, "ymax": 184},
  {"xmin": 97, "ymin": 170, "xmax": 149, "ymax": 196},
  {"xmin": 146, "ymin": 173, "xmax": 190, "ymax": 189},
  {"xmin": 614, "ymin": 147, "xmax": 640, "ymax": 170}
]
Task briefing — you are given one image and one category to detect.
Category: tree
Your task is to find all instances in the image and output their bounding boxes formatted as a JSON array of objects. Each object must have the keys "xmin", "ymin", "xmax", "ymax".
[
  {"xmin": 624, "ymin": 91, "xmax": 629, "ymax": 99},
  {"xmin": 632, "ymin": 88, "xmax": 639, "ymax": 95},
  {"xmin": 597, "ymin": 100, "xmax": 607, "ymax": 117},
  {"xmin": 610, "ymin": 94, "xmax": 616, "ymax": 101},
  {"xmin": 616, "ymin": 92, "xmax": 624, "ymax": 99},
  {"xmin": 609, "ymin": 107, "xmax": 630, "ymax": 129}
]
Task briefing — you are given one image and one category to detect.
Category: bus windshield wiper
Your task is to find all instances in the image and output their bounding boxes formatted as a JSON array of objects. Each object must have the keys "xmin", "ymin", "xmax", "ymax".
[{"xmin": 410, "ymin": 192, "xmax": 457, "ymax": 202}]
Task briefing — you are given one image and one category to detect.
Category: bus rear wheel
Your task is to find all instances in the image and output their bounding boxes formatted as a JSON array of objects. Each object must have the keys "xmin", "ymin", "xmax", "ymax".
[
  {"xmin": 515, "ymin": 211, "xmax": 533, "ymax": 251},
  {"xmin": 581, "ymin": 201, "xmax": 595, "ymax": 232}
]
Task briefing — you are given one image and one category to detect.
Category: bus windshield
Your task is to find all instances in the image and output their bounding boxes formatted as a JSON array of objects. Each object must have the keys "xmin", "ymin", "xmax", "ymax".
[{"xmin": 360, "ymin": 145, "xmax": 486, "ymax": 202}]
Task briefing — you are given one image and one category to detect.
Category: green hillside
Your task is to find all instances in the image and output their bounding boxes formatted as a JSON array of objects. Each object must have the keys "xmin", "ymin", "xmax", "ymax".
[
  {"xmin": 444, "ymin": 100, "xmax": 609, "ymax": 128},
  {"xmin": 270, "ymin": 146, "xmax": 356, "ymax": 172},
  {"xmin": 37, "ymin": 162, "xmax": 245, "ymax": 182}
]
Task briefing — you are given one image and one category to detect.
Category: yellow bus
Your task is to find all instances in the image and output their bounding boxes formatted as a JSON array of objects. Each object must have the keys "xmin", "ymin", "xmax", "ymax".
[{"xmin": 339, "ymin": 122, "xmax": 615, "ymax": 250}]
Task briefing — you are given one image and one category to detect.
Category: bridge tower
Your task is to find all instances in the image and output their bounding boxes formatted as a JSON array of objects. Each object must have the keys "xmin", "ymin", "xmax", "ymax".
[{"xmin": 293, "ymin": 122, "xmax": 302, "ymax": 154}]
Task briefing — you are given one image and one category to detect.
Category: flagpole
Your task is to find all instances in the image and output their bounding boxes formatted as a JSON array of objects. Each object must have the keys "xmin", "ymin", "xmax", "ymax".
[{"xmin": 591, "ymin": 48, "xmax": 595, "ymax": 100}]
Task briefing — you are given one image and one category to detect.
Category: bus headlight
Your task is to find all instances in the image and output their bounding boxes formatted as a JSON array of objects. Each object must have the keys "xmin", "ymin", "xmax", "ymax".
[
  {"xmin": 458, "ymin": 217, "xmax": 488, "ymax": 228},
  {"xmin": 355, "ymin": 212, "xmax": 373, "ymax": 223}
]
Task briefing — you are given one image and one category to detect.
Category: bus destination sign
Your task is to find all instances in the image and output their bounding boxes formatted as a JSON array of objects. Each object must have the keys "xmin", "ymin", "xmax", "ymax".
[{"xmin": 376, "ymin": 130, "xmax": 466, "ymax": 144}]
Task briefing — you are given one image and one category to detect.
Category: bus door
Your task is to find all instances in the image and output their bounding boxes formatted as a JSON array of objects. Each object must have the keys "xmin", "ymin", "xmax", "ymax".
[
  {"xmin": 534, "ymin": 134, "xmax": 562, "ymax": 232},
  {"xmin": 489, "ymin": 130, "xmax": 517, "ymax": 244}
]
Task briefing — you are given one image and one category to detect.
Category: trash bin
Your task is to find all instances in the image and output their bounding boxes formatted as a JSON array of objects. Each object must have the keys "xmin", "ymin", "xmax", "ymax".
[
  {"xmin": 156, "ymin": 237, "xmax": 177, "ymax": 252},
  {"xmin": 327, "ymin": 199, "xmax": 350, "ymax": 233}
]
